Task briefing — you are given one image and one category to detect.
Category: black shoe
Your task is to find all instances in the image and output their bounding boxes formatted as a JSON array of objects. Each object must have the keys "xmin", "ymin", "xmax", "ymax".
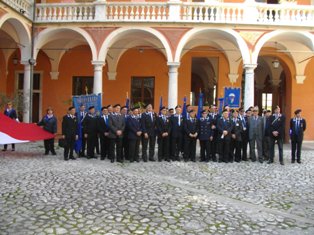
[
  {"xmin": 297, "ymin": 160, "xmax": 301, "ymax": 164},
  {"xmin": 110, "ymin": 159, "xmax": 114, "ymax": 163},
  {"xmin": 291, "ymin": 160, "xmax": 295, "ymax": 163},
  {"xmin": 64, "ymin": 158, "xmax": 69, "ymax": 161},
  {"xmin": 259, "ymin": 160, "xmax": 263, "ymax": 164},
  {"xmin": 280, "ymin": 162, "xmax": 284, "ymax": 165},
  {"xmin": 149, "ymin": 158, "xmax": 155, "ymax": 162},
  {"xmin": 2, "ymin": 149, "xmax": 6, "ymax": 151},
  {"xmin": 44, "ymin": 152, "xmax": 49, "ymax": 155},
  {"xmin": 70, "ymin": 156, "xmax": 76, "ymax": 160},
  {"xmin": 100, "ymin": 158, "xmax": 105, "ymax": 161}
]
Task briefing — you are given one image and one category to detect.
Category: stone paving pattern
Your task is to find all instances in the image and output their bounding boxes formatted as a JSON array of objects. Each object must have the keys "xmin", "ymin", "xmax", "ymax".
[{"xmin": 0, "ymin": 142, "xmax": 314, "ymax": 235}]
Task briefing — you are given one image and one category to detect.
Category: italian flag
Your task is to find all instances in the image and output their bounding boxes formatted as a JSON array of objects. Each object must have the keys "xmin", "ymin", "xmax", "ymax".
[{"xmin": 0, "ymin": 113, "xmax": 55, "ymax": 144}]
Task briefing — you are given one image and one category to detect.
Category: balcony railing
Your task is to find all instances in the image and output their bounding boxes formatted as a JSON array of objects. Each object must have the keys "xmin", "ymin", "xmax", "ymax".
[
  {"xmin": 3, "ymin": 0, "xmax": 314, "ymax": 27},
  {"xmin": 2, "ymin": 0, "xmax": 32, "ymax": 19}
]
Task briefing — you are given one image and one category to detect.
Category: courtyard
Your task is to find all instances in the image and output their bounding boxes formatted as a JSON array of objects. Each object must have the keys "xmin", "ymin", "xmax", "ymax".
[{"xmin": 0, "ymin": 142, "xmax": 314, "ymax": 235}]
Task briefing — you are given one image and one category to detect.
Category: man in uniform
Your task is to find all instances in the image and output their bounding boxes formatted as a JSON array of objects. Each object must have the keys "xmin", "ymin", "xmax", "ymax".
[
  {"xmin": 121, "ymin": 106, "xmax": 129, "ymax": 160},
  {"xmin": 269, "ymin": 106, "xmax": 286, "ymax": 165},
  {"xmin": 198, "ymin": 110, "xmax": 213, "ymax": 162},
  {"xmin": 3, "ymin": 101, "xmax": 18, "ymax": 151},
  {"xmin": 156, "ymin": 106, "xmax": 171, "ymax": 162},
  {"xmin": 262, "ymin": 110, "xmax": 272, "ymax": 162},
  {"xmin": 77, "ymin": 104, "xmax": 87, "ymax": 157},
  {"xmin": 127, "ymin": 107, "xmax": 142, "ymax": 162},
  {"xmin": 98, "ymin": 106, "xmax": 110, "ymax": 160},
  {"xmin": 230, "ymin": 109, "xmax": 243, "ymax": 163},
  {"xmin": 108, "ymin": 104, "xmax": 125, "ymax": 163},
  {"xmin": 141, "ymin": 104, "xmax": 157, "ymax": 162},
  {"xmin": 83, "ymin": 106, "xmax": 98, "ymax": 159},
  {"xmin": 183, "ymin": 109, "xmax": 198, "ymax": 162},
  {"xmin": 217, "ymin": 109, "xmax": 234, "ymax": 163},
  {"xmin": 62, "ymin": 106, "xmax": 78, "ymax": 161},
  {"xmin": 208, "ymin": 105, "xmax": 219, "ymax": 161},
  {"xmin": 290, "ymin": 109, "xmax": 306, "ymax": 164},
  {"xmin": 170, "ymin": 105, "xmax": 184, "ymax": 161},
  {"xmin": 239, "ymin": 107, "xmax": 249, "ymax": 161}
]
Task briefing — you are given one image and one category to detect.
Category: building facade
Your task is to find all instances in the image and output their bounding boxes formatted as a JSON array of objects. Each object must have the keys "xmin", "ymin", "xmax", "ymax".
[{"xmin": 1, "ymin": 0, "xmax": 314, "ymax": 140}]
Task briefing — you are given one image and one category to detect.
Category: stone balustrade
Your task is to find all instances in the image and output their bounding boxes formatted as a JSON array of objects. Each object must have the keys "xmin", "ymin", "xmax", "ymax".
[{"xmin": 3, "ymin": 0, "xmax": 314, "ymax": 27}]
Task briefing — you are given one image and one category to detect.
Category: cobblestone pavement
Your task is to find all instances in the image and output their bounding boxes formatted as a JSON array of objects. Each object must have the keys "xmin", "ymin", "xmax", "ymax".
[{"xmin": 0, "ymin": 142, "xmax": 314, "ymax": 235}]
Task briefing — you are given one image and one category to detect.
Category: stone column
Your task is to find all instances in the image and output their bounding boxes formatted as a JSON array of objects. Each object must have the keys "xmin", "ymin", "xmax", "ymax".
[
  {"xmin": 167, "ymin": 62, "xmax": 180, "ymax": 109},
  {"xmin": 92, "ymin": 61, "xmax": 104, "ymax": 94},
  {"xmin": 243, "ymin": 64, "xmax": 257, "ymax": 110},
  {"xmin": 21, "ymin": 61, "xmax": 31, "ymax": 123}
]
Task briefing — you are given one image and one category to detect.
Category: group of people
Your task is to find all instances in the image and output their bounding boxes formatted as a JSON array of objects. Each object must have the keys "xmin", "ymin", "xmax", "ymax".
[
  {"xmin": 1, "ymin": 101, "xmax": 306, "ymax": 165},
  {"xmin": 58, "ymin": 103, "xmax": 306, "ymax": 165}
]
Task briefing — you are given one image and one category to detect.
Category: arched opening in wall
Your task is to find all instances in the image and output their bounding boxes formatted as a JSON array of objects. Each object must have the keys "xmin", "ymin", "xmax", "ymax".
[
  {"xmin": 191, "ymin": 57, "xmax": 217, "ymax": 106},
  {"xmin": 242, "ymin": 55, "xmax": 289, "ymax": 114}
]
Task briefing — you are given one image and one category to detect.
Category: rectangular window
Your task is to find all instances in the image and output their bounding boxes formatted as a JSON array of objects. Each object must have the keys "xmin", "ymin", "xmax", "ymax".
[
  {"xmin": 262, "ymin": 93, "xmax": 272, "ymax": 111},
  {"xmin": 72, "ymin": 76, "xmax": 93, "ymax": 96},
  {"xmin": 131, "ymin": 77, "xmax": 154, "ymax": 107}
]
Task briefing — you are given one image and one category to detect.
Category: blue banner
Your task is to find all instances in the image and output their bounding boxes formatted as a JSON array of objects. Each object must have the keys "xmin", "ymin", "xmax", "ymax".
[
  {"xmin": 182, "ymin": 96, "xmax": 187, "ymax": 116},
  {"xmin": 73, "ymin": 93, "xmax": 102, "ymax": 113},
  {"xmin": 224, "ymin": 87, "xmax": 241, "ymax": 108},
  {"xmin": 197, "ymin": 92, "xmax": 203, "ymax": 120},
  {"xmin": 218, "ymin": 97, "xmax": 224, "ymax": 114},
  {"xmin": 73, "ymin": 93, "xmax": 102, "ymax": 153}
]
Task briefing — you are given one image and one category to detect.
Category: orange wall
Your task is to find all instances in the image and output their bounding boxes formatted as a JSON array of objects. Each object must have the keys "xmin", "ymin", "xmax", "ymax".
[
  {"xmin": 104, "ymin": 48, "xmax": 168, "ymax": 110},
  {"xmin": 0, "ymin": 50, "xmax": 6, "ymax": 95},
  {"xmin": 293, "ymin": 57, "xmax": 314, "ymax": 140},
  {"xmin": 179, "ymin": 46, "xmax": 241, "ymax": 105}
]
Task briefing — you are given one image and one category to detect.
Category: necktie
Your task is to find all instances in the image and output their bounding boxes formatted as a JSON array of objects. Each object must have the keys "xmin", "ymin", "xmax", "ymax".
[{"xmin": 296, "ymin": 119, "xmax": 299, "ymax": 132}]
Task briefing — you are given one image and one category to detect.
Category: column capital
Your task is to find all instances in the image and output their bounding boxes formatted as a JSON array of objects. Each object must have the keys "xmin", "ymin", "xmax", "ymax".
[
  {"xmin": 296, "ymin": 75, "xmax": 306, "ymax": 84},
  {"xmin": 167, "ymin": 62, "xmax": 180, "ymax": 67},
  {"xmin": 228, "ymin": 73, "xmax": 239, "ymax": 84},
  {"xmin": 243, "ymin": 64, "xmax": 257, "ymax": 70},
  {"xmin": 107, "ymin": 72, "xmax": 117, "ymax": 80},
  {"xmin": 50, "ymin": 72, "xmax": 59, "ymax": 80},
  {"xmin": 92, "ymin": 60, "xmax": 105, "ymax": 66},
  {"xmin": 270, "ymin": 79, "xmax": 281, "ymax": 87}
]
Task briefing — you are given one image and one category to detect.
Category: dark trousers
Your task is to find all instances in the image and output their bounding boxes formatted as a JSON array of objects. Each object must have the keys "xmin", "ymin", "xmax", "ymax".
[
  {"xmin": 123, "ymin": 135, "xmax": 129, "ymax": 160},
  {"xmin": 241, "ymin": 133, "xmax": 249, "ymax": 160},
  {"xmin": 230, "ymin": 139, "xmax": 242, "ymax": 162},
  {"xmin": 210, "ymin": 136, "xmax": 218, "ymax": 161},
  {"xmin": 219, "ymin": 139, "xmax": 230, "ymax": 163},
  {"xmin": 44, "ymin": 138, "xmax": 55, "ymax": 154},
  {"xmin": 200, "ymin": 140, "xmax": 210, "ymax": 161},
  {"xmin": 170, "ymin": 136, "xmax": 182, "ymax": 160},
  {"xmin": 3, "ymin": 144, "xmax": 15, "ymax": 150},
  {"xmin": 109, "ymin": 137, "xmax": 123, "ymax": 162},
  {"xmin": 291, "ymin": 139, "xmax": 302, "ymax": 162},
  {"xmin": 158, "ymin": 136, "xmax": 170, "ymax": 161},
  {"xmin": 87, "ymin": 133, "xmax": 97, "ymax": 158},
  {"xmin": 184, "ymin": 137, "xmax": 197, "ymax": 161},
  {"xmin": 64, "ymin": 136, "xmax": 75, "ymax": 160},
  {"xmin": 80, "ymin": 129, "xmax": 86, "ymax": 156},
  {"xmin": 95, "ymin": 135, "xmax": 100, "ymax": 154},
  {"xmin": 270, "ymin": 137, "xmax": 284, "ymax": 163},
  {"xmin": 142, "ymin": 135, "xmax": 156, "ymax": 161},
  {"xmin": 129, "ymin": 138, "xmax": 140, "ymax": 162},
  {"xmin": 263, "ymin": 136, "xmax": 272, "ymax": 161},
  {"xmin": 100, "ymin": 135, "xmax": 110, "ymax": 160}
]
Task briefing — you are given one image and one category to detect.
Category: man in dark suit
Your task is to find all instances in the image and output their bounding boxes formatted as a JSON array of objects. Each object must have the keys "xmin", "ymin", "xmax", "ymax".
[
  {"xmin": 217, "ymin": 109, "xmax": 234, "ymax": 163},
  {"xmin": 170, "ymin": 105, "xmax": 184, "ymax": 161},
  {"xmin": 248, "ymin": 106, "xmax": 264, "ymax": 163},
  {"xmin": 183, "ymin": 109, "xmax": 198, "ymax": 162},
  {"xmin": 156, "ymin": 106, "xmax": 171, "ymax": 162},
  {"xmin": 239, "ymin": 107, "xmax": 249, "ymax": 161},
  {"xmin": 230, "ymin": 110, "xmax": 243, "ymax": 163},
  {"xmin": 290, "ymin": 109, "xmax": 306, "ymax": 164},
  {"xmin": 83, "ymin": 106, "xmax": 98, "ymax": 159},
  {"xmin": 208, "ymin": 105, "xmax": 219, "ymax": 161},
  {"xmin": 127, "ymin": 107, "xmax": 142, "ymax": 162},
  {"xmin": 98, "ymin": 106, "xmax": 110, "ymax": 160},
  {"xmin": 3, "ymin": 101, "xmax": 18, "ymax": 151},
  {"xmin": 141, "ymin": 104, "xmax": 157, "ymax": 162},
  {"xmin": 262, "ymin": 110, "xmax": 272, "ymax": 162},
  {"xmin": 121, "ymin": 106, "xmax": 129, "ymax": 160},
  {"xmin": 269, "ymin": 106, "xmax": 286, "ymax": 165},
  {"xmin": 108, "ymin": 104, "xmax": 125, "ymax": 163},
  {"xmin": 62, "ymin": 106, "xmax": 78, "ymax": 161},
  {"xmin": 77, "ymin": 104, "xmax": 87, "ymax": 157},
  {"xmin": 198, "ymin": 110, "xmax": 213, "ymax": 162}
]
